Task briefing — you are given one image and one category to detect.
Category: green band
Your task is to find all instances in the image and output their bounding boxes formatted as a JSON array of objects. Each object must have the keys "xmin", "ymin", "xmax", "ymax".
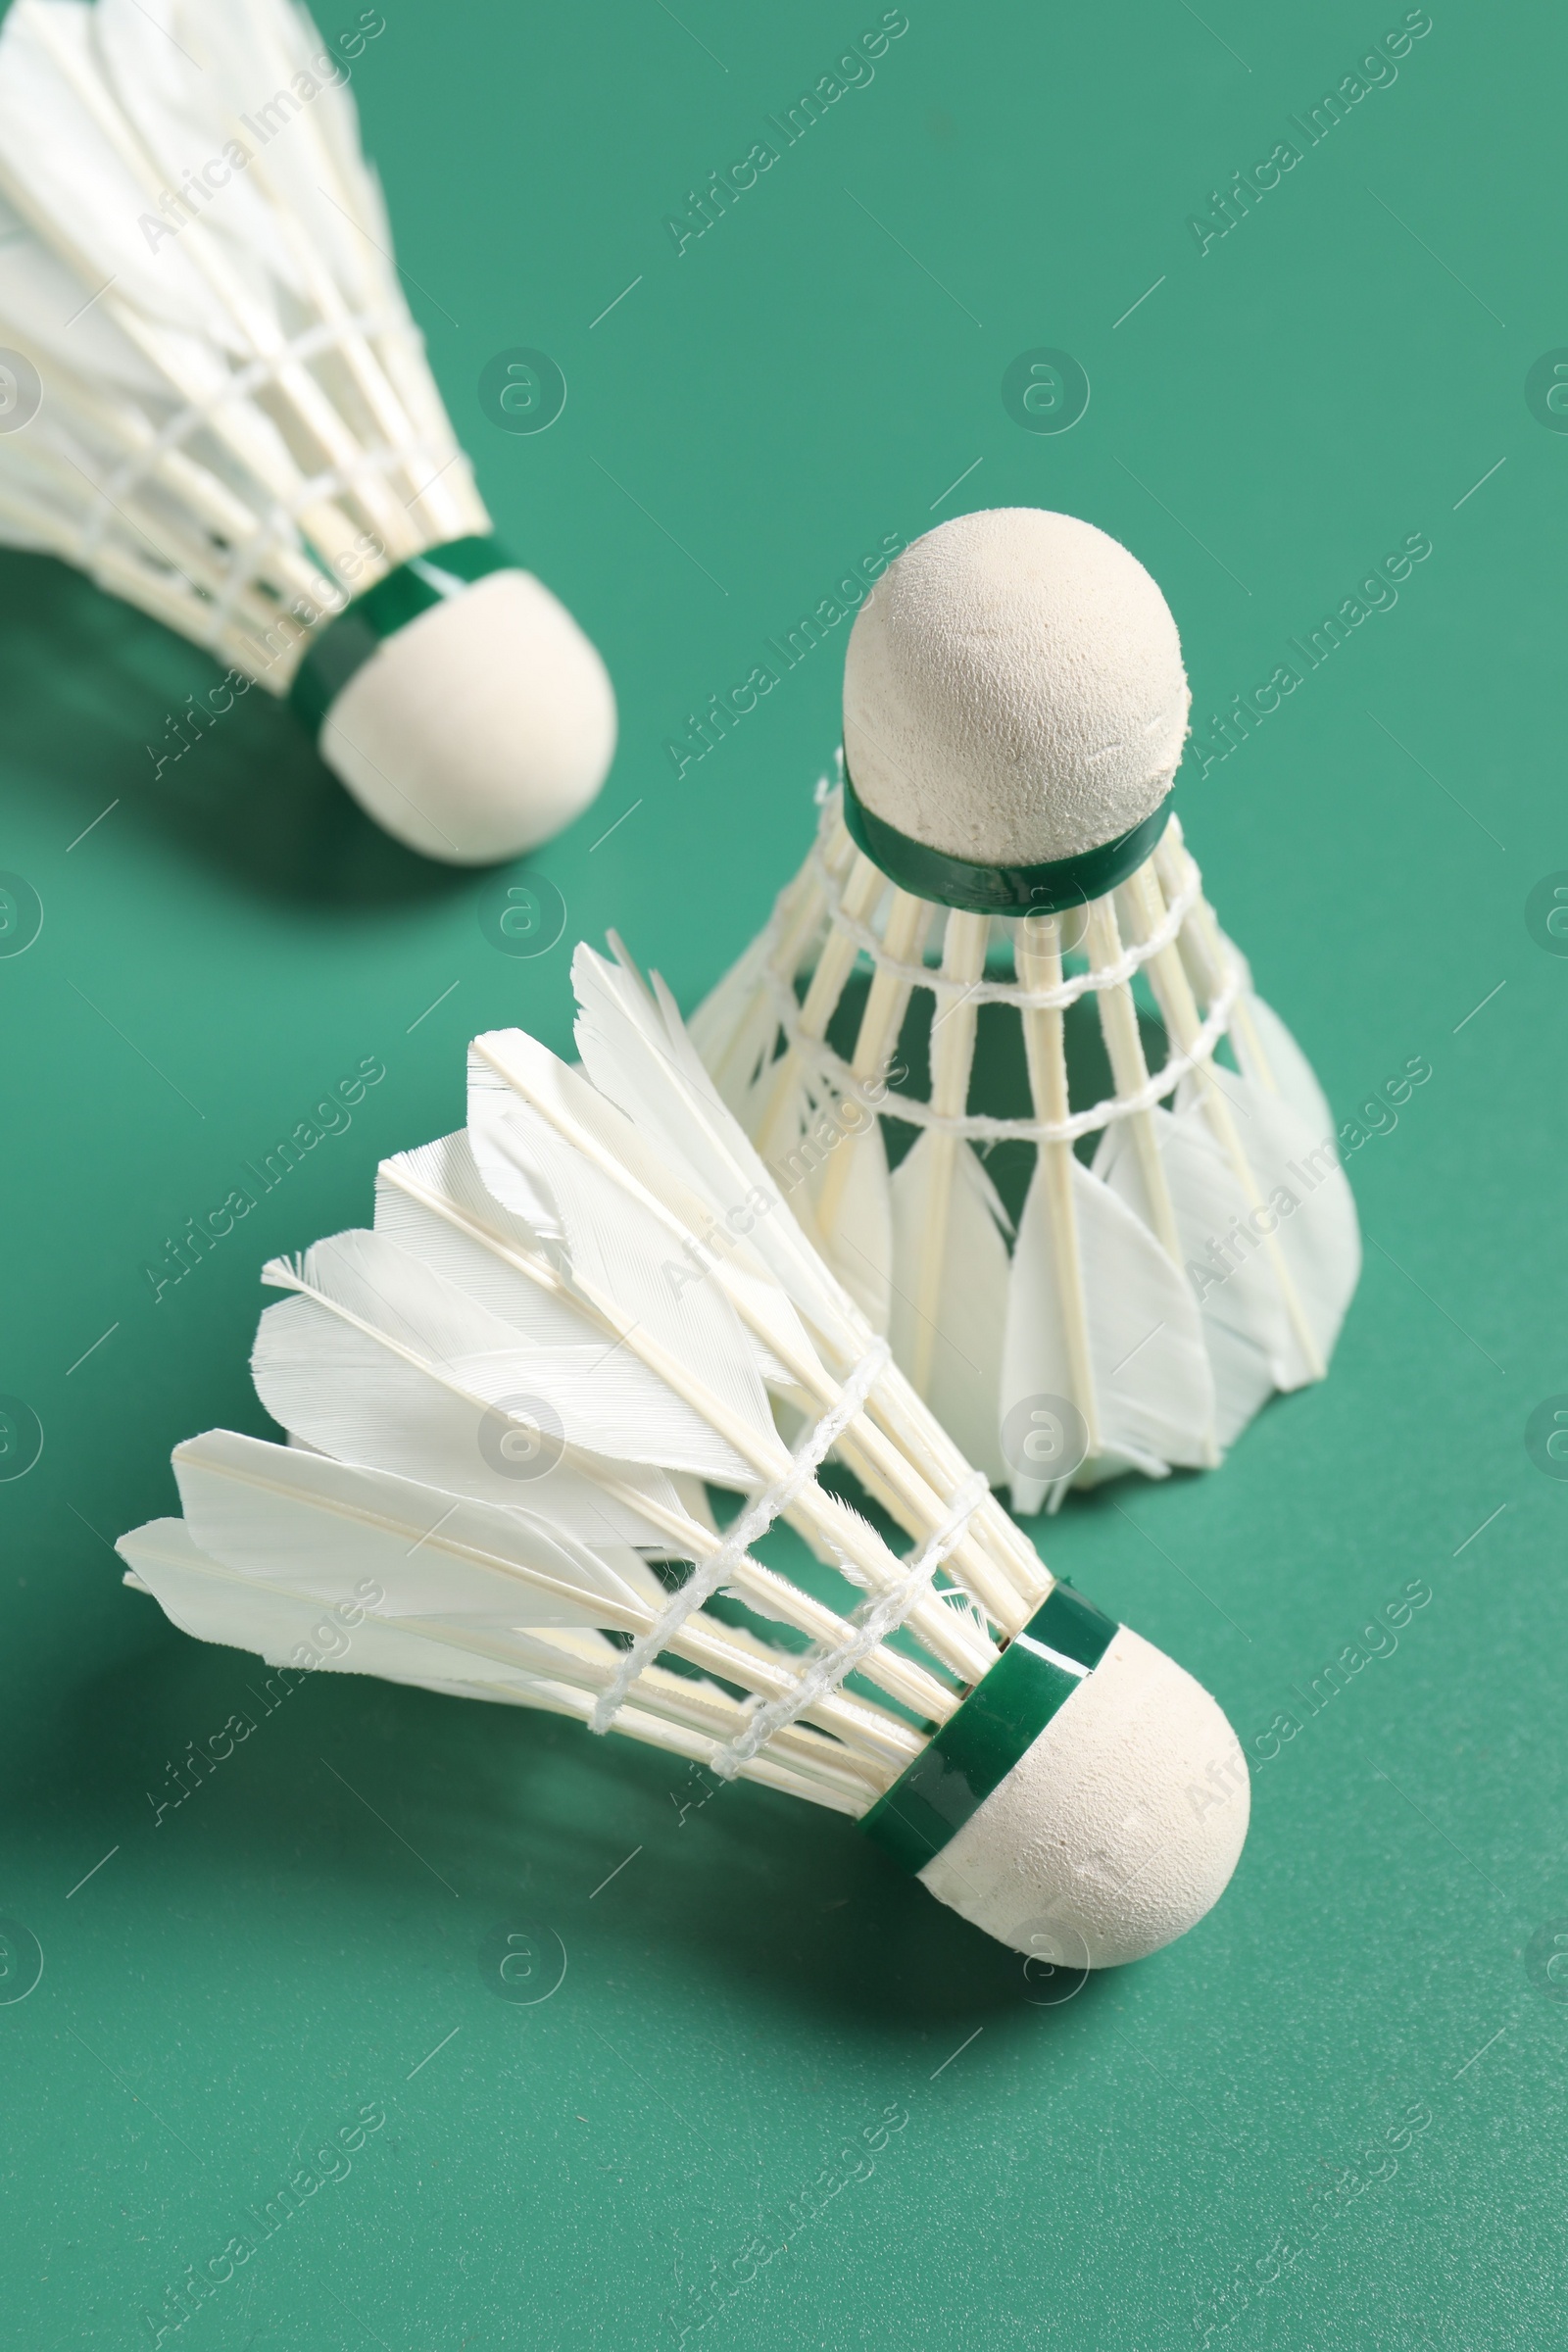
[
  {"xmin": 287, "ymin": 535, "xmax": 515, "ymax": 737},
  {"xmin": 841, "ymin": 769, "xmax": 1170, "ymax": 915},
  {"xmin": 859, "ymin": 1583, "xmax": 1118, "ymax": 1875}
]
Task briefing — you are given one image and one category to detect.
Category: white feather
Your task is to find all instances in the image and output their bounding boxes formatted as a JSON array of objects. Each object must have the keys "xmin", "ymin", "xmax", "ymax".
[
  {"xmin": 118, "ymin": 1517, "xmax": 864, "ymax": 1800},
  {"xmin": 116, "ymin": 945, "xmax": 1066, "ymax": 1830},
  {"xmin": 466, "ymin": 1063, "xmax": 776, "ymax": 1464},
  {"xmin": 117, "ymin": 1515, "xmax": 586, "ymax": 1707},
  {"xmin": 889, "ymin": 1138, "xmax": 1009, "ymax": 1484},
  {"xmin": 374, "ymin": 1133, "xmax": 578, "ymax": 1336},
  {"xmin": 569, "ymin": 944, "xmax": 860, "ymax": 1353},
  {"xmin": 1003, "ymin": 1156, "xmax": 1214, "ymax": 1507},
  {"xmin": 249, "ymin": 1228, "xmax": 734, "ymax": 1523},
  {"xmin": 1232, "ymin": 993, "xmax": 1338, "ymax": 1145},
  {"xmin": 469, "ymin": 1016, "xmax": 815, "ymax": 1394},
  {"xmin": 1179, "ymin": 1065, "xmax": 1361, "ymax": 1373},
  {"xmin": 1094, "ymin": 1106, "xmax": 1283, "ymax": 1446},
  {"xmin": 689, "ymin": 804, "xmax": 1362, "ymax": 1487},
  {"xmin": 0, "ymin": 0, "xmax": 487, "ymax": 679},
  {"xmin": 684, "ymin": 924, "xmax": 784, "ymax": 1115},
  {"xmin": 801, "ymin": 1114, "xmax": 893, "ymax": 1336},
  {"xmin": 172, "ymin": 1427, "xmax": 668, "ymax": 1628}
]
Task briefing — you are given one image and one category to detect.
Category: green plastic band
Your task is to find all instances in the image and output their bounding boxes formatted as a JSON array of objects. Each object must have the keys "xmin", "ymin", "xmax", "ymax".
[
  {"xmin": 841, "ymin": 768, "xmax": 1170, "ymax": 916},
  {"xmin": 287, "ymin": 535, "xmax": 515, "ymax": 738},
  {"xmin": 858, "ymin": 1583, "xmax": 1118, "ymax": 1875}
]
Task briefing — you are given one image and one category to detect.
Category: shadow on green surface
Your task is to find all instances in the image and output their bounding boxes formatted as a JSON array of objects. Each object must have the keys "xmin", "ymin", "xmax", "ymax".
[
  {"xmin": 36, "ymin": 1605, "xmax": 1118, "ymax": 2046},
  {"xmin": 0, "ymin": 551, "xmax": 471, "ymax": 912}
]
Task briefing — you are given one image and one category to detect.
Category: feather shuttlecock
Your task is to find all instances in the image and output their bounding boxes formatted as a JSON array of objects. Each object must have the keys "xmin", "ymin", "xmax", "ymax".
[
  {"xmin": 691, "ymin": 508, "xmax": 1360, "ymax": 1506},
  {"xmin": 0, "ymin": 0, "xmax": 614, "ymax": 861},
  {"xmin": 118, "ymin": 941, "xmax": 1250, "ymax": 1969}
]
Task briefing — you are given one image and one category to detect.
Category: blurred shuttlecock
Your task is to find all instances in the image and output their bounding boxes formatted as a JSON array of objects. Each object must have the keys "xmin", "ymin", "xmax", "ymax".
[
  {"xmin": 692, "ymin": 508, "xmax": 1359, "ymax": 1506},
  {"xmin": 118, "ymin": 940, "xmax": 1250, "ymax": 1969},
  {"xmin": 0, "ymin": 0, "xmax": 614, "ymax": 861}
]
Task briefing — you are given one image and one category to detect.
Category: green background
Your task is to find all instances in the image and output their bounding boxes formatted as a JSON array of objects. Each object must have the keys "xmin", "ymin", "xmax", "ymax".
[{"xmin": 1, "ymin": 0, "xmax": 1563, "ymax": 2344}]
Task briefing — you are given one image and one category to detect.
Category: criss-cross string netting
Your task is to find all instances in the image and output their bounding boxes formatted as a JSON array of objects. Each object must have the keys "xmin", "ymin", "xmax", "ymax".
[
  {"xmin": 589, "ymin": 1336, "xmax": 992, "ymax": 1788},
  {"xmin": 693, "ymin": 783, "xmax": 1360, "ymax": 1498},
  {"xmin": 118, "ymin": 939, "xmax": 1061, "ymax": 1823},
  {"xmin": 0, "ymin": 0, "xmax": 489, "ymax": 684}
]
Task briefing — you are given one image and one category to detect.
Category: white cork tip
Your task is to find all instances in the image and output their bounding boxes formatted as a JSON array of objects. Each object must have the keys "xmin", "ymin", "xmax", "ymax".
[
  {"xmin": 843, "ymin": 508, "xmax": 1191, "ymax": 868},
  {"xmin": 918, "ymin": 1624, "xmax": 1249, "ymax": 1969},
  {"xmin": 318, "ymin": 567, "xmax": 616, "ymax": 865}
]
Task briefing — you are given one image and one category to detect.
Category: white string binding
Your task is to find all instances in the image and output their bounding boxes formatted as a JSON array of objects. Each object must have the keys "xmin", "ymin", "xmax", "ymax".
[
  {"xmin": 707, "ymin": 1470, "xmax": 991, "ymax": 1781},
  {"xmin": 764, "ymin": 955, "xmax": 1243, "ymax": 1148},
  {"xmin": 81, "ymin": 310, "xmax": 421, "ymax": 561},
  {"xmin": 79, "ymin": 309, "xmax": 480, "ymax": 655},
  {"xmin": 588, "ymin": 1341, "xmax": 891, "ymax": 1738}
]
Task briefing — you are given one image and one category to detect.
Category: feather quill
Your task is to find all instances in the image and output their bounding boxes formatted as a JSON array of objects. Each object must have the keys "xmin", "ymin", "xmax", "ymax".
[
  {"xmin": 800, "ymin": 1109, "xmax": 894, "ymax": 1335},
  {"xmin": 119, "ymin": 944, "xmax": 1111, "ymax": 1826},
  {"xmin": 250, "ymin": 1228, "xmax": 719, "ymax": 1526},
  {"xmin": 1003, "ymin": 1156, "xmax": 1214, "ymax": 1507},
  {"xmin": 0, "ymin": 0, "xmax": 485, "ymax": 672},
  {"xmin": 172, "ymin": 1427, "xmax": 667, "ymax": 1628},
  {"xmin": 889, "ymin": 1137, "xmax": 1009, "ymax": 1484}
]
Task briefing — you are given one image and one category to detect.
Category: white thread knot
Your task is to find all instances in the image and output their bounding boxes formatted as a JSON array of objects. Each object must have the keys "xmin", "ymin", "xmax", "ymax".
[
  {"xmin": 706, "ymin": 1470, "xmax": 992, "ymax": 1781},
  {"xmin": 587, "ymin": 1342, "xmax": 891, "ymax": 1740}
]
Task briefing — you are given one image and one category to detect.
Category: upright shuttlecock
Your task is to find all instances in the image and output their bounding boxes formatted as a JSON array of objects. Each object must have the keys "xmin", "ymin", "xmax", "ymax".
[
  {"xmin": 0, "ymin": 0, "xmax": 614, "ymax": 861},
  {"xmin": 118, "ymin": 941, "xmax": 1250, "ymax": 1968},
  {"xmin": 692, "ymin": 508, "xmax": 1359, "ymax": 1506}
]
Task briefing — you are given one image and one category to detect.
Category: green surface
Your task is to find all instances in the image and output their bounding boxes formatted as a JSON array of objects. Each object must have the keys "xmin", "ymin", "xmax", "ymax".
[{"xmin": 1, "ymin": 1, "xmax": 1564, "ymax": 2345}]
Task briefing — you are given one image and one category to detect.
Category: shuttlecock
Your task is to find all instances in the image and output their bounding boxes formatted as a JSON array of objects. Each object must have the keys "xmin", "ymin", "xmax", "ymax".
[
  {"xmin": 692, "ymin": 508, "xmax": 1360, "ymax": 1507},
  {"xmin": 0, "ymin": 0, "xmax": 615, "ymax": 862},
  {"xmin": 117, "ymin": 940, "xmax": 1250, "ymax": 1969}
]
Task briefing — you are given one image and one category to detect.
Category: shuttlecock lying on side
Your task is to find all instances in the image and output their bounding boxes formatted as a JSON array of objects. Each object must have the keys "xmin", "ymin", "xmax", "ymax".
[
  {"xmin": 118, "ymin": 941, "xmax": 1250, "ymax": 1969},
  {"xmin": 0, "ymin": 0, "xmax": 615, "ymax": 862},
  {"xmin": 692, "ymin": 508, "xmax": 1359, "ymax": 1507}
]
